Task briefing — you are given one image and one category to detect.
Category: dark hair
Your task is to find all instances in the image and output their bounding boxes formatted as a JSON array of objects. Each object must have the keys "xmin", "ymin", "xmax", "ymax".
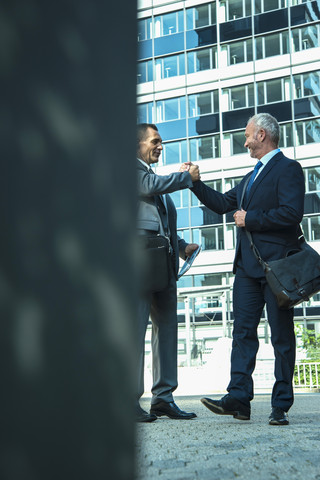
[{"xmin": 137, "ymin": 123, "xmax": 158, "ymax": 145}]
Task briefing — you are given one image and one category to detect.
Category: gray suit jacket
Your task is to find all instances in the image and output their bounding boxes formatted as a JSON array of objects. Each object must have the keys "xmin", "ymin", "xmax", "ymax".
[{"xmin": 137, "ymin": 160, "xmax": 193, "ymax": 278}]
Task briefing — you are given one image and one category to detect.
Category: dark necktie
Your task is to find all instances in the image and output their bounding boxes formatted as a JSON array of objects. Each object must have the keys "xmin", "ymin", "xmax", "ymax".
[{"xmin": 246, "ymin": 160, "xmax": 263, "ymax": 194}]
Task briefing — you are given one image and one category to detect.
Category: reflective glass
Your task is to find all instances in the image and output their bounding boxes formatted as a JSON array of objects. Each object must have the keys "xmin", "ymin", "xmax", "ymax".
[
  {"xmin": 191, "ymin": 206, "xmax": 223, "ymax": 226},
  {"xmin": 311, "ymin": 216, "xmax": 320, "ymax": 240},
  {"xmin": 308, "ymin": 168, "xmax": 320, "ymax": 191},
  {"xmin": 195, "ymin": 4, "xmax": 210, "ymax": 28},
  {"xmin": 305, "ymin": 119, "xmax": 320, "ymax": 142},
  {"xmin": 232, "ymin": 131, "xmax": 247, "ymax": 154},
  {"xmin": 254, "ymin": 9, "xmax": 288, "ymax": 34},
  {"xmin": 265, "ymin": 33, "xmax": 281, "ymax": 56},
  {"xmin": 137, "ymin": 62, "xmax": 147, "ymax": 84},
  {"xmin": 279, "ymin": 123, "xmax": 293, "ymax": 148},
  {"xmin": 294, "ymin": 97, "xmax": 320, "ymax": 119},
  {"xmin": 164, "ymin": 98, "xmax": 179, "ymax": 121},
  {"xmin": 163, "ymin": 12, "xmax": 178, "ymax": 36},
  {"xmin": 255, "ymin": 36, "xmax": 263, "ymax": 58},
  {"xmin": 177, "ymin": 274, "xmax": 192, "ymax": 288},
  {"xmin": 197, "ymin": 49, "xmax": 211, "ymax": 70},
  {"xmin": 171, "ymin": 190, "xmax": 181, "ymax": 208},
  {"xmin": 154, "ymin": 34, "xmax": 184, "ymax": 56},
  {"xmin": 305, "ymin": 193, "xmax": 320, "ymax": 214},
  {"xmin": 177, "ymin": 208, "xmax": 189, "ymax": 228},
  {"xmin": 304, "ymin": 71, "xmax": 320, "ymax": 96},
  {"xmin": 264, "ymin": 0, "xmax": 280, "ymax": 12},
  {"xmin": 193, "ymin": 273, "xmax": 223, "ymax": 287},
  {"xmin": 228, "ymin": 0, "xmax": 244, "ymax": 20},
  {"xmin": 201, "ymin": 226, "xmax": 224, "ymax": 250},
  {"xmin": 137, "ymin": 102, "xmax": 153, "ymax": 123},
  {"xmin": 291, "ymin": 2, "xmax": 320, "ymax": 27},
  {"xmin": 266, "ymin": 79, "xmax": 282, "ymax": 103},
  {"xmin": 220, "ymin": 17, "xmax": 252, "ymax": 42},
  {"xmin": 223, "ymin": 108, "xmax": 255, "ymax": 130}
]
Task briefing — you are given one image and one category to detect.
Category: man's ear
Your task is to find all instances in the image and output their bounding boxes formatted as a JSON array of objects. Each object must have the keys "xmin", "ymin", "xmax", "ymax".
[{"xmin": 259, "ymin": 128, "xmax": 266, "ymax": 142}]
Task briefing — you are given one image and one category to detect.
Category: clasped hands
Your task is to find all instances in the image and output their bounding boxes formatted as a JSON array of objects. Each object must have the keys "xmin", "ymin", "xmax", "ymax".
[{"xmin": 179, "ymin": 162, "xmax": 200, "ymax": 182}]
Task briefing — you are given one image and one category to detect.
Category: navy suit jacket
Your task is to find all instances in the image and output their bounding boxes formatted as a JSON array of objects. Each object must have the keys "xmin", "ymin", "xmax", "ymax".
[
  {"xmin": 191, "ymin": 152, "xmax": 305, "ymax": 277},
  {"xmin": 137, "ymin": 160, "xmax": 193, "ymax": 278}
]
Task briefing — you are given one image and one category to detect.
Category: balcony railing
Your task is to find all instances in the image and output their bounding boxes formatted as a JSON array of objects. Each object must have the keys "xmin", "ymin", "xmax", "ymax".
[{"xmin": 294, "ymin": 362, "xmax": 320, "ymax": 389}]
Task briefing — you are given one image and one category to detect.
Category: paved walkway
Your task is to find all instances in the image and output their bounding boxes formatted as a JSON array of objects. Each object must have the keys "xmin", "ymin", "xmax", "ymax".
[{"xmin": 136, "ymin": 393, "xmax": 320, "ymax": 480}]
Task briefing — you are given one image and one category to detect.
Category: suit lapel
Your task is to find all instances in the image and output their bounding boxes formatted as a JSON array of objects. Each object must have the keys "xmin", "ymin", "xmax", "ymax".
[{"xmin": 245, "ymin": 152, "xmax": 283, "ymax": 206}]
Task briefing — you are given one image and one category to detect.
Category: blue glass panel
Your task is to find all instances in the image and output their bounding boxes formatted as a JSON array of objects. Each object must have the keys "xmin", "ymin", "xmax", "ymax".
[
  {"xmin": 257, "ymin": 101, "xmax": 292, "ymax": 122},
  {"xmin": 254, "ymin": 10, "xmax": 288, "ymax": 35},
  {"xmin": 294, "ymin": 97, "xmax": 320, "ymax": 119},
  {"xmin": 157, "ymin": 120, "xmax": 186, "ymax": 141},
  {"xmin": 154, "ymin": 33, "xmax": 184, "ymax": 56},
  {"xmin": 177, "ymin": 208, "xmax": 189, "ymax": 228},
  {"xmin": 137, "ymin": 40, "xmax": 152, "ymax": 60},
  {"xmin": 186, "ymin": 26, "xmax": 217, "ymax": 49},
  {"xmin": 291, "ymin": 1, "xmax": 320, "ymax": 27},
  {"xmin": 220, "ymin": 18, "xmax": 252, "ymax": 43},
  {"xmin": 190, "ymin": 207, "xmax": 223, "ymax": 227},
  {"xmin": 223, "ymin": 108, "xmax": 254, "ymax": 131},
  {"xmin": 188, "ymin": 114, "xmax": 219, "ymax": 136},
  {"xmin": 304, "ymin": 193, "xmax": 320, "ymax": 214}
]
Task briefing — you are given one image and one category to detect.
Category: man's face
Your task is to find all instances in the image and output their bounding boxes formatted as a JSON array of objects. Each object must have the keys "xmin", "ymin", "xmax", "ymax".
[
  {"xmin": 138, "ymin": 127, "xmax": 163, "ymax": 166},
  {"xmin": 244, "ymin": 121, "xmax": 263, "ymax": 159}
]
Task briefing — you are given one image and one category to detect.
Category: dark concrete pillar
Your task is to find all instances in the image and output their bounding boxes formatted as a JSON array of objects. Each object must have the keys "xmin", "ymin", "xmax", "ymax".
[{"xmin": 0, "ymin": 1, "xmax": 137, "ymax": 479}]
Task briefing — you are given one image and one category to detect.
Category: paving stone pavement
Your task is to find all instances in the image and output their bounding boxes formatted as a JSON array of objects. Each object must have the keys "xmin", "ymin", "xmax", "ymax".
[{"xmin": 135, "ymin": 393, "xmax": 320, "ymax": 480}]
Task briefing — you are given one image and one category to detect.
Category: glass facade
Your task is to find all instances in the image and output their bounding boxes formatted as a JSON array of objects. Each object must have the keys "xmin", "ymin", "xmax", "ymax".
[{"xmin": 137, "ymin": 0, "xmax": 320, "ymax": 329}]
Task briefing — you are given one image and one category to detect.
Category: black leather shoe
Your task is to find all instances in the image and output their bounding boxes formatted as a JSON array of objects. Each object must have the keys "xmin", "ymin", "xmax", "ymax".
[
  {"xmin": 150, "ymin": 401, "xmax": 197, "ymax": 420},
  {"xmin": 269, "ymin": 407, "xmax": 289, "ymax": 425},
  {"xmin": 201, "ymin": 394, "xmax": 250, "ymax": 420},
  {"xmin": 136, "ymin": 404, "xmax": 157, "ymax": 423}
]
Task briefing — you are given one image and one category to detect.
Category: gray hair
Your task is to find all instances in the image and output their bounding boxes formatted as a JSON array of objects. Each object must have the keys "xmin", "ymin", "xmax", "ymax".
[{"xmin": 248, "ymin": 113, "xmax": 280, "ymax": 146}]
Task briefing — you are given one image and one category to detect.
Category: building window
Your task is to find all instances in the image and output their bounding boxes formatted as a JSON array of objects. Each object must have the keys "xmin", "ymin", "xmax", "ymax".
[
  {"xmin": 279, "ymin": 123, "xmax": 294, "ymax": 148},
  {"xmin": 293, "ymin": 70, "xmax": 320, "ymax": 99},
  {"xmin": 255, "ymin": 31, "xmax": 289, "ymax": 59},
  {"xmin": 257, "ymin": 77, "xmax": 291, "ymax": 105},
  {"xmin": 194, "ymin": 273, "xmax": 224, "ymax": 286},
  {"xmin": 221, "ymin": 38, "xmax": 253, "ymax": 65},
  {"xmin": 223, "ymin": 84, "xmax": 254, "ymax": 110},
  {"xmin": 226, "ymin": 224, "xmax": 237, "ymax": 249},
  {"xmin": 171, "ymin": 189, "xmax": 190, "ymax": 209},
  {"xmin": 162, "ymin": 139, "xmax": 187, "ymax": 165},
  {"xmin": 223, "ymin": 0, "xmax": 252, "ymax": 21},
  {"xmin": 201, "ymin": 226, "xmax": 224, "ymax": 250},
  {"xmin": 292, "ymin": 24, "xmax": 320, "ymax": 52},
  {"xmin": 156, "ymin": 97, "xmax": 186, "ymax": 122},
  {"xmin": 155, "ymin": 53, "xmax": 185, "ymax": 79},
  {"xmin": 306, "ymin": 167, "xmax": 320, "ymax": 192},
  {"xmin": 137, "ymin": 60, "xmax": 153, "ymax": 84},
  {"xmin": 231, "ymin": 131, "xmax": 247, "ymax": 154},
  {"xmin": 295, "ymin": 118, "xmax": 320, "ymax": 145},
  {"xmin": 154, "ymin": 10, "xmax": 184, "ymax": 38},
  {"xmin": 187, "ymin": 47, "xmax": 217, "ymax": 73},
  {"xmin": 190, "ymin": 135, "xmax": 221, "ymax": 161},
  {"xmin": 186, "ymin": 2, "xmax": 216, "ymax": 30},
  {"xmin": 254, "ymin": 0, "xmax": 287, "ymax": 14},
  {"xmin": 191, "ymin": 179, "xmax": 223, "ymax": 207},
  {"xmin": 137, "ymin": 102, "xmax": 153, "ymax": 123},
  {"xmin": 301, "ymin": 215, "xmax": 320, "ymax": 241},
  {"xmin": 188, "ymin": 91, "xmax": 219, "ymax": 117},
  {"xmin": 137, "ymin": 17, "xmax": 152, "ymax": 41}
]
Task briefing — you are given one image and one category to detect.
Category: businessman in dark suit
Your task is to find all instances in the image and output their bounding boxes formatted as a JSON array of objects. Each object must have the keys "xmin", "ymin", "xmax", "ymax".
[
  {"xmin": 136, "ymin": 123, "xmax": 200, "ymax": 422},
  {"xmin": 186, "ymin": 113, "xmax": 305, "ymax": 425}
]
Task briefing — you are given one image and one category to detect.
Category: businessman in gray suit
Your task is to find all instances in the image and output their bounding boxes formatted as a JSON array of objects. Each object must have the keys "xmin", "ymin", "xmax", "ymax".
[{"xmin": 136, "ymin": 123, "xmax": 200, "ymax": 422}]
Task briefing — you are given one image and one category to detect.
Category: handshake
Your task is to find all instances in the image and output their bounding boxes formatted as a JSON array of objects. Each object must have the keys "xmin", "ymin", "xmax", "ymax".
[{"xmin": 179, "ymin": 162, "xmax": 200, "ymax": 182}]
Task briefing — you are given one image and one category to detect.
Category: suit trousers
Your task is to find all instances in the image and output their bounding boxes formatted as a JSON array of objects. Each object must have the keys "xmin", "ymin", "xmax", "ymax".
[
  {"xmin": 137, "ymin": 261, "xmax": 178, "ymax": 404},
  {"xmin": 228, "ymin": 266, "xmax": 296, "ymax": 412}
]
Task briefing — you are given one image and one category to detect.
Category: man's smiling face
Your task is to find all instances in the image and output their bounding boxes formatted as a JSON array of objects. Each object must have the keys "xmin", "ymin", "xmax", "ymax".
[{"xmin": 138, "ymin": 127, "xmax": 163, "ymax": 166}]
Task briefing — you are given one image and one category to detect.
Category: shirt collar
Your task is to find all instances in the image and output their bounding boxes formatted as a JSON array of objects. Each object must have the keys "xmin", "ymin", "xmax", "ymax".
[
  {"xmin": 137, "ymin": 157, "xmax": 151, "ymax": 171},
  {"xmin": 260, "ymin": 148, "xmax": 280, "ymax": 166}
]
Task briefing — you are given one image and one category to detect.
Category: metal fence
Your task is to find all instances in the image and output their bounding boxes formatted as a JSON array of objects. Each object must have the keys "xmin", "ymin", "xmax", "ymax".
[{"xmin": 294, "ymin": 362, "xmax": 320, "ymax": 389}]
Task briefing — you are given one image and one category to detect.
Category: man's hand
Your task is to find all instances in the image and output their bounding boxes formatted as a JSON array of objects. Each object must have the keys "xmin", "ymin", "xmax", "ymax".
[
  {"xmin": 179, "ymin": 162, "xmax": 191, "ymax": 172},
  {"xmin": 233, "ymin": 208, "xmax": 246, "ymax": 227},
  {"xmin": 179, "ymin": 162, "xmax": 200, "ymax": 181},
  {"xmin": 185, "ymin": 243, "xmax": 199, "ymax": 258},
  {"xmin": 189, "ymin": 165, "xmax": 200, "ymax": 182}
]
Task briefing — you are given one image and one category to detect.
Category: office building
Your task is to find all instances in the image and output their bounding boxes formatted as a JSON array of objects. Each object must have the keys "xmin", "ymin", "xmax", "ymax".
[{"xmin": 137, "ymin": 0, "xmax": 320, "ymax": 365}]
